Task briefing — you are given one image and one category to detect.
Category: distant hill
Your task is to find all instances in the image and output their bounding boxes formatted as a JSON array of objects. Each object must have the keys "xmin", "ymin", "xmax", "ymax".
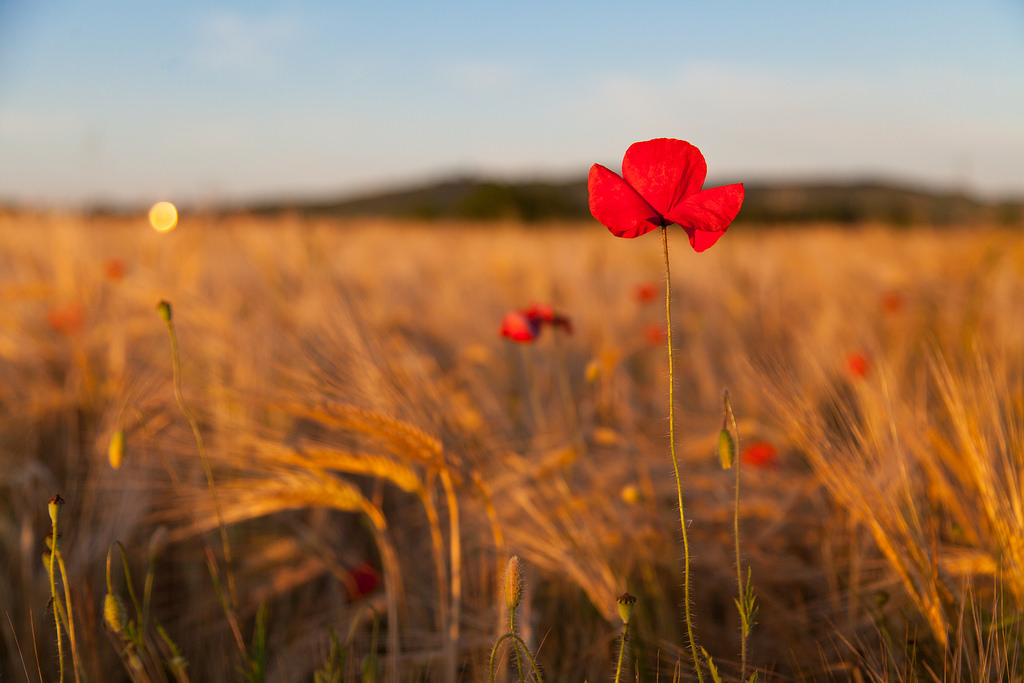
[{"xmin": 246, "ymin": 177, "xmax": 1024, "ymax": 227}]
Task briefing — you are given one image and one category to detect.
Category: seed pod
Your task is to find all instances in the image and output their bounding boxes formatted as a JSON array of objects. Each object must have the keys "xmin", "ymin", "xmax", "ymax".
[
  {"xmin": 48, "ymin": 494, "xmax": 65, "ymax": 527},
  {"xmin": 617, "ymin": 592, "xmax": 637, "ymax": 625}
]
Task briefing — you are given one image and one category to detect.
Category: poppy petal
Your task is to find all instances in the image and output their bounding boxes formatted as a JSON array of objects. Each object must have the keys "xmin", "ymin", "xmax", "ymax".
[
  {"xmin": 588, "ymin": 164, "xmax": 663, "ymax": 238},
  {"xmin": 500, "ymin": 311, "xmax": 539, "ymax": 342},
  {"xmin": 621, "ymin": 139, "xmax": 707, "ymax": 217},
  {"xmin": 665, "ymin": 183, "xmax": 744, "ymax": 252}
]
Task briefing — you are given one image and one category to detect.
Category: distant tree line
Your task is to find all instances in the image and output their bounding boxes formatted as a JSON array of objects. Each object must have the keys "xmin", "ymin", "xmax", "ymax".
[{"xmin": 246, "ymin": 177, "xmax": 1023, "ymax": 227}]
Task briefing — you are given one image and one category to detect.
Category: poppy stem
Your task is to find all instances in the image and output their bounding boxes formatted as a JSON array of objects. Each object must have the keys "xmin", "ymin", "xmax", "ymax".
[{"xmin": 661, "ymin": 226, "xmax": 704, "ymax": 682}]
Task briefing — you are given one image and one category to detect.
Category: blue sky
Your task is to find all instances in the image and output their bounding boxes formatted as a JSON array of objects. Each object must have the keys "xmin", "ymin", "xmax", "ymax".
[{"xmin": 1, "ymin": 0, "xmax": 1023, "ymax": 207}]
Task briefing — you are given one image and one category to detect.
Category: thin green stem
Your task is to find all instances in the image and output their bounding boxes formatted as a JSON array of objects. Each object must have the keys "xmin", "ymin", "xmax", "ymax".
[
  {"xmin": 509, "ymin": 608, "xmax": 524, "ymax": 682},
  {"xmin": 554, "ymin": 332, "xmax": 585, "ymax": 458},
  {"xmin": 613, "ymin": 622, "xmax": 629, "ymax": 683},
  {"xmin": 49, "ymin": 527, "xmax": 64, "ymax": 683},
  {"xmin": 662, "ymin": 226, "xmax": 703, "ymax": 683},
  {"xmin": 56, "ymin": 553, "xmax": 83, "ymax": 683},
  {"xmin": 728, "ymin": 395, "xmax": 748, "ymax": 682},
  {"xmin": 163, "ymin": 315, "xmax": 237, "ymax": 609},
  {"xmin": 489, "ymin": 632, "xmax": 543, "ymax": 683}
]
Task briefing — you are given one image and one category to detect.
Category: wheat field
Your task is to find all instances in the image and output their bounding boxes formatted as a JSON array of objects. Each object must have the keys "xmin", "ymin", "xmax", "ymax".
[{"xmin": 2, "ymin": 211, "xmax": 1023, "ymax": 681}]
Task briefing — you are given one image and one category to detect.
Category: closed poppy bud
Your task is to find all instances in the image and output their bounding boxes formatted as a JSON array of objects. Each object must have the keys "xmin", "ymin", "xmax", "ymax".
[
  {"xmin": 503, "ymin": 555, "xmax": 523, "ymax": 611},
  {"xmin": 108, "ymin": 429, "xmax": 125, "ymax": 470},
  {"xmin": 104, "ymin": 592, "xmax": 128, "ymax": 634},
  {"xmin": 717, "ymin": 429, "xmax": 735, "ymax": 470},
  {"xmin": 156, "ymin": 300, "xmax": 172, "ymax": 323}
]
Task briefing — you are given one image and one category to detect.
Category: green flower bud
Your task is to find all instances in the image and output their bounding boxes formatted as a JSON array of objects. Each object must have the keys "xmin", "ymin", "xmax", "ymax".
[
  {"xmin": 717, "ymin": 428, "xmax": 735, "ymax": 470},
  {"xmin": 156, "ymin": 300, "xmax": 172, "ymax": 323},
  {"xmin": 104, "ymin": 592, "xmax": 128, "ymax": 634}
]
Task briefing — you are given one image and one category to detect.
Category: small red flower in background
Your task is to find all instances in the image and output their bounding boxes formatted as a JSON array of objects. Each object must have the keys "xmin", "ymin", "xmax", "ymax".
[
  {"xmin": 500, "ymin": 311, "xmax": 540, "ymax": 342},
  {"xmin": 846, "ymin": 352, "xmax": 869, "ymax": 378},
  {"xmin": 634, "ymin": 282, "xmax": 658, "ymax": 305},
  {"xmin": 741, "ymin": 441, "xmax": 779, "ymax": 468},
  {"xmin": 345, "ymin": 560, "xmax": 381, "ymax": 600},
  {"xmin": 47, "ymin": 303, "xmax": 84, "ymax": 336},
  {"xmin": 588, "ymin": 138, "xmax": 744, "ymax": 251},
  {"xmin": 643, "ymin": 323, "xmax": 665, "ymax": 346},
  {"xmin": 524, "ymin": 303, "xmax": 572, "ymax": 334},
  {"xmin": 501, "ymin": 304, "xmax": 572, "ymax": 342},
  {"xmin": 880, "ymin": 290, "xmax": 903, "ymax": 314},
  {"xmin": 104, "ymin": 258, "xmax": 126, "ymax": 282}
]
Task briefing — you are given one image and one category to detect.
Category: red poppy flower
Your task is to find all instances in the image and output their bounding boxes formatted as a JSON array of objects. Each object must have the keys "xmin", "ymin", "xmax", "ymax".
[
  {"xmin": 634, "ymin": 282, "xmax": 658, "ymax": 305},
  {"xmin": 104, "ymin": 258, "xmax": 126, "ymax": 282},
  {"xmin": 500, "ymin": 311, "xmax": 540, "ymax": 342},
  {"xmin": 588, "ymin": 138, "xmax": 744, "ymax": 251},
  {"xmin": 47, "ymin": 303, "xmax": 84, "ymax": 336},
  {"xmin": 741, "ymin": 441, "xmax": 779, "ymax": 468},
  {"xmin": 525, "ymin": 303, "xmax": 572, "ymax": 334},
  {"xmin": 345, "ymin": 560, "xmax": 381, "ymax": 600},
  {"xmin": 846, "ymin": 352, "xmax": 869, "ymax": 378},
  {"xmin": 880, "ymin": 291, "xmax": 903, "ymax": 314},
  {"xmin": 643, "ymin": 322, "xmax": 665, "ymax": 346},
  {"xmin": 501, "ymin": 304, "xmax": 573, "ymax": 342}
]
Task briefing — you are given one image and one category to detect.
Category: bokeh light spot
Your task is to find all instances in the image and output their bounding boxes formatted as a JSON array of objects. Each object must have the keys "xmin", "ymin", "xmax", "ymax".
[{"xmin": 149, "ymin": 201, "xmax": 178, "ymax": 232}]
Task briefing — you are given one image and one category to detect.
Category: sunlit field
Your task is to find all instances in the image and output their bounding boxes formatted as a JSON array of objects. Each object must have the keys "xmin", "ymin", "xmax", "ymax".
[{"xmin": 3, "ymin": 211, "xmax": 1024, "ymax": 682}]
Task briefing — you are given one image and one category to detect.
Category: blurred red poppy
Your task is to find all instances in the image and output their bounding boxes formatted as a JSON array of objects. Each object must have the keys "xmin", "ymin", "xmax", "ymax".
[
  {"xmin": 104, "ymin": 258, "xmax": 126, "ymax": 282},
  {"xmin": 524, "ymin": 303, "xmax": 572, "ymax": 334},
  {"xmin": 741, "ymin": 441, "xmax": 779, "ymax": 468},
  {"xmin": 501, "ymin": 304, "xmax": 572, "ymax": 342},
  {"xmin": 47, "ymin": 303, "xmax": 84, "ymax": 336},
  {"xmin": 500, "ymin": 311, "xmax": 540, "ymax": 342},
  {"xmin": 880, "ymin": 291, "xmax": 903, "ymax": 314},
  {"xmin": 588, "ymin": 138, "xmax": 744, "ymax": 251},
  {"xmin": 846, "ymin": 352, "xmax": 869, "ymax": 378},
  {"xmin": 346, "ymin": 560, "xmax": 381, "ymax": 600},
  {"xmin": 634, "ymin": 282, "xmax": 658, "ymax": 305},
  {"xmin": 643, "ymin": 323, "xmax": 665, "ymax": 346}
]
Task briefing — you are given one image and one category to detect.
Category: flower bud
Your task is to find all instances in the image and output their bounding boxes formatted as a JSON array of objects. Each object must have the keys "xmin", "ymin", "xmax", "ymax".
[
  {"xmin": 108, "ymin": 429, "xmax": 125, "ymax": 470},
  {"xmin": 104, "ymin": 592, "xmax": 128, "ymax": 634},
  {"xmin": 503, "ymin": 555, "xmax": 523, "ymax": 611},
  {"xmin": 156, "ymin": 300, "xmax": 172, "ymax": 323},
  {"xmin": 717, "ymin": 428, "xmax": 735, "ymax": 470}
]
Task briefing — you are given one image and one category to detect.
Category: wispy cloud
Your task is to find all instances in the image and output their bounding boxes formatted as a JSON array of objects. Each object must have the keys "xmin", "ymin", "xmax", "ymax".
[{"xmin": 194, "ymin": 10, "xmax": 299, "ymax": 72}]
